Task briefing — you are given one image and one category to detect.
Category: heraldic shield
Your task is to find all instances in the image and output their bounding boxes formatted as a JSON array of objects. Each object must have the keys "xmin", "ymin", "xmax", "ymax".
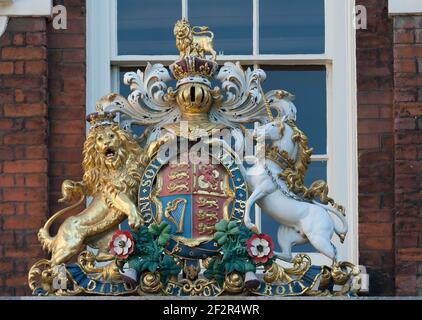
[
  {"xmin": 28, "ymin": 19, "xmax": 362, "ymax": 297},
  {"xmin": 139, "ymin": 151, "xmax": 248, "ymax": 261}
]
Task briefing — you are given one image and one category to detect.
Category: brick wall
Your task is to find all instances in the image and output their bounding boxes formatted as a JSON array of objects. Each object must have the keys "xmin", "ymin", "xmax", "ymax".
[
  {"xmin": 47, "ymin": 0, "xmax": 86, "ymax": 214},
  {"xmin": 392, "ymin": 15, "xmax": 422, "ymax": 296},
  {"xmin": 356, "ymin": 0, "xmax": 395, "ymax": 295},
  {"xmin": 0, "ymin": 18, "xmax": 49, "ymax": 295},
  {"xmin": 0, "ymin": 1, "xmax": 86, "ymax": 296}
]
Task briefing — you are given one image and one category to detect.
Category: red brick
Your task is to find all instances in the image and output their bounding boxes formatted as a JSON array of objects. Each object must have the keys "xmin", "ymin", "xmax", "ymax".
[
  {"xmin": 25, "ymin": 61, "xmax": 46, "ymax": 75},
  {"xmin": 24, "ymin": 146, "xmax": 47, "ymax": 159},
  {"xmin": 25, "ymin": 32, "xmax": 46, "ymax": 46},
  {"xmin": 2, "ymin": 188, "xmax": 47, "ymax": 202},
  {"xmin": 13, "ymin": 33, "xmax": 25, "ymax": 46},
  {"xmin": 359, "ymin": 223, "xmax": 393, "ymax": 236},
  {"xmin": 8, "ymin": 18, "xmax": 46, "ymax": 32},
  {"xmin": 0, "ymin": 147, "xmax": 14, "ymax": 160},
  {"xmin": 48, "ymin": 34, "xmax": 85, "ymax": 49},
  {"xmin": 24, "ymin": 174, "xmax": 48, "ymax": 187},
  {"xmin": 358, "ymin": 134, "xmax": 380, "ymax": 149},
  {"xmin": 51, "ymin": 120, "xmax": 85, "ymax": 134},
  {"xmin": 2, "ymin": 47, "xmax": 46, "ymax": 60},
  {"xmin": 3, "ymin": 160, "xmax": 47, "ymax": 173},
  {"xmin": 50, "ymin": 93, "xmax": 85, "ymax": 106},
  {"xmin": 394, "ymin": 29, "xmax": 415, "ymax": 44},
  {"xmin": 396, "ymin": 234, "xmax": 419, "ymax": 248},
  {"xmin": 394, "ymin": 59, "xmax": 417, "ymax": 73},
  {"xmin": 0, "ymin": 175, "xmax": 14, "ymax": 187},
  {"xmin": 3, "ymin": 103, "xmax": 47, "ymax": 117},
  {"xmin": 395, "ymin": 88, "xmax": 417, "ymax": 102},
  {"xmin": 398, "ymin": 249, "xmax": 422, "ymax": 262},
  {"xmin": 24, "ymin": 118, "xmax": 48, "ymax": 130},
  {"xmin": 0, "ymin": 62, "xmax": 14, "ymax": 74},
  {"xmin": 26, "ymin": 202, "xmax": 47, "ymax": 216},
  {"xmin": 14, "ymin": 89, "xmax": 24, "ymax": 103},
  {"xmin": 358, "ymin": 91, "xmax": 393, "ymax": 105},
  {"xmin": 395, "ymin": 117, "xmax": 417, "ymax": 130},
  {"xmin": 63, "ymin": 79, "xmax": 85, "ymax": 92},
  {"xmin": 358, "ymin": 119, "xmax": 393, "ymax": 134},
  {"xmin": 359, "ymin": 209, "xmax": 393, "ymax": 223},
  {"xmin": 0, "ymin": 203, "xmax": 15, "ymax": 215},
  {"xmin": 14, "ymin": 61, "xmax": 24, "ymax": 74},
  {"xmin": 49, "ymin": 149, "xmax": 83, "ymax": 163},
  {"xmin": 62, "ymin": 50, "xmax": 85, "ymax": 63},
  {"xmin": 394, "ymin": 45, "xmax": 422, "ymax": 58},
  {"xmin": 360, "ymin": 237, "xmax": 393, "ymax": 250}
]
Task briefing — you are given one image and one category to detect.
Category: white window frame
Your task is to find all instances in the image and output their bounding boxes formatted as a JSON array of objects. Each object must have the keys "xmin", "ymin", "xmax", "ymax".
[{"xmin": 86, "ymin": 0, "xmax": 358, "ymax": 266}]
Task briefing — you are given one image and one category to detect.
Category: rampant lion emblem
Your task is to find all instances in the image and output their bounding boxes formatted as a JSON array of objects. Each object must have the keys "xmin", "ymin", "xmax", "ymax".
[
  {"xmin": 174, "ymin": 19, "xmax": 217, "ymax": 61},
  {"xmin": 37, "ymin": 123, "xmax": 145, "ymax": 266}
]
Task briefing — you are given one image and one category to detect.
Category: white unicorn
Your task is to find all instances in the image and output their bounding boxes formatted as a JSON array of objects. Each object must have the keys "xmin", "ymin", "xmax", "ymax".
[{"xmin": 208, "ymin": 105, "xmax": 347, "ymax": 264}]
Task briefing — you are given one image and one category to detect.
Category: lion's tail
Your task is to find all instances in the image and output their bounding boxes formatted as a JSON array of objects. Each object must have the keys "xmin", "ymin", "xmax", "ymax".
[
  {"xmin": 192, "ymin": 26, "xmax": 214, "ymax": 39},
  {"xmin": 38, "ymin": 195, "xmax": 85, "ymax": 252}
]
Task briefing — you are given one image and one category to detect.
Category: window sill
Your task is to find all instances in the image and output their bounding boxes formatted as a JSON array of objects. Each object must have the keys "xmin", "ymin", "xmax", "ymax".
[{"xmin": 389, "ymin": 0, "xmax": 422, "ymax": 15}]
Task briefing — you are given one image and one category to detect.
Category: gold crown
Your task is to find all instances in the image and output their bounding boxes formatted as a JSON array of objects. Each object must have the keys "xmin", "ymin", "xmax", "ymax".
[
  {"xmin": 86, "ymin": 111, "xmax": 116, "ymax": 128},
  {"xmin": 170, "ymin": 56, "xmax": 218, "ymax": 84}
]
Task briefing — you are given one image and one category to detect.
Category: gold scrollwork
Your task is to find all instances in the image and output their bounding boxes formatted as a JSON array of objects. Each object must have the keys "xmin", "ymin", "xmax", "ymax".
[
  {"xmin": 140, "ymin": 272, "xmax": 162, "ymax": 294},
  {"xmin": 224, "ymin": 272, "xmax": 245, "ymax": 294}
]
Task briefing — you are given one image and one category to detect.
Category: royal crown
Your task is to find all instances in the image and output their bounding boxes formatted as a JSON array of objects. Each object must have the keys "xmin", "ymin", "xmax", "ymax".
[
  {"xmin": 86, "ymin": 111, "xmax": 116, "ymax": 128},
  {"xmin": 170, "ymin": 56, "xmax": 218, "ymax": 85}
]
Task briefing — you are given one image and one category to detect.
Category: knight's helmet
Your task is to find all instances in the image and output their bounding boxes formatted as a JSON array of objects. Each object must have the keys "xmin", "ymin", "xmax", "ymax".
[{"xmin": 169, "ymin": 28, "xmax": 221, "ymax": 125}]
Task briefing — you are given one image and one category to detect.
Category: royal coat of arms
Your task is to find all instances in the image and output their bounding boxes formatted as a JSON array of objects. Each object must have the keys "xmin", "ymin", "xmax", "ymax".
[{"xmin": 28, "ymin": 19, "xmax": 361, "ymax": 297}]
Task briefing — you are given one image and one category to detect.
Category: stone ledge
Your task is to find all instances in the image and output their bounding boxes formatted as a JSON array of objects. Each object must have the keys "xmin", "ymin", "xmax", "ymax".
[{"xmin": 389, "ymin": 0, "xmax": 422, "ymax": 16}]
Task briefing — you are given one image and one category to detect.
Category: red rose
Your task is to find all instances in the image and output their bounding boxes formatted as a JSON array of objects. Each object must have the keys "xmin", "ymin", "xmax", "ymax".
[
  {"xmin": 109, "ymin": 230, "xmax": 134, "ymax": 260},
  {"xmin": 246, "ymin": 234, "xmax": 274, "ymax": 264}
]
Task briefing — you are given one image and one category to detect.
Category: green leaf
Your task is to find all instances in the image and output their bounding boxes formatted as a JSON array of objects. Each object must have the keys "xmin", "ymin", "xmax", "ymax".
[
  {"xmin": 226, "ymin": 261, "xmax": 235, "ymax": 273},
  {"xmin": 234, "ymin": 261, "xmax": 245, "ymax": 273},
  {"xmin": 215, "ymin": 220, "xmax": 229, "ymax": 232},
  {"xmin": 227, "ymin": 221, "xmax": 238, "ymax": 230},
  {"xmin": 159, "ymin": 255, "xmax": 181, "ymax": 285},
  {"xmin": 227, "ymin": 226, "xmax": 240, "ymax": 235},
  {"xmin": 148, "ymin": 261, "xmax": 159, "ymax": 272},
  {"xmin": 149, "ymin": 222, "xmax": 172, "ymax": 246},
  {"xmin": 137, "ymin": 226, "xmax": 151, "ymax": 243},
  {"xmin": 216, "ymin": 234, "xmax": 227, "ymax": 246},
  {"xmin": 244, "ymin": 262, "xmax": 256, "ymax": 273},
  {"xmin": 138, "ymin": 259, "xmax": 151, "ymax": 272},
  {"xmin": 127, "ymin": 257, "xmax": 142, "ymax": 272}
]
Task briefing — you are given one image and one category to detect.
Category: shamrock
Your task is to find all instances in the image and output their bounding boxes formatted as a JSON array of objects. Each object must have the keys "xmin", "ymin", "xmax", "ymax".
[
  {"xmin": 214, "ymin": 220, "xmax": 240, "ymax": 246},
  {"xmin": 149, "ymin": 222, "xmax": 172, "ymax": 246}
]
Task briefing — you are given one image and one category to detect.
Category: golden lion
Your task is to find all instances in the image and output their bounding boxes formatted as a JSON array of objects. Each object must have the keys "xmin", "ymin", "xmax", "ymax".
[
  {"xmin": 174, "ymin": 19, "xmax": 217, "ymax": 61},
  {"xmin": 38, "ymin": 124, "xmax": 146, "ymax": 266}
]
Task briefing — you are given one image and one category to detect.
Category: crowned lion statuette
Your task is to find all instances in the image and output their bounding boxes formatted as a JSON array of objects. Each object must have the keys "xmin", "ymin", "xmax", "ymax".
[{"xmin": 28, "ymin": 21, "xmax": 361, "ymax": 297}]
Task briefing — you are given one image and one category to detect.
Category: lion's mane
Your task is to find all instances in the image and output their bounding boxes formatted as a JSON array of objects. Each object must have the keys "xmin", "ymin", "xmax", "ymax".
[{"xmin": 82, "ymin": 125, "xmax": 142, "ymax": 201}]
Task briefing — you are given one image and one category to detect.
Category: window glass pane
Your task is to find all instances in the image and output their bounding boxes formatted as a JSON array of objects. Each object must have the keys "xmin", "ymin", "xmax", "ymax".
[
  {"xmin": 262, "ymin": 66, "xmax": 327, "ymax": 154},
  {"xmin": 260, "ymin": 0, "xmax": 325, "ymax": 54},
  {"xmin": 118, "ymin": 0, "xmax": 182, "ymax": 55},
  {"xmin": 189, "ymin": 0, "xmax": 253, "ymax": 55},
  {"xmin": 260, "ymin": 161, "xmax": 327, "ymax": 253}
]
